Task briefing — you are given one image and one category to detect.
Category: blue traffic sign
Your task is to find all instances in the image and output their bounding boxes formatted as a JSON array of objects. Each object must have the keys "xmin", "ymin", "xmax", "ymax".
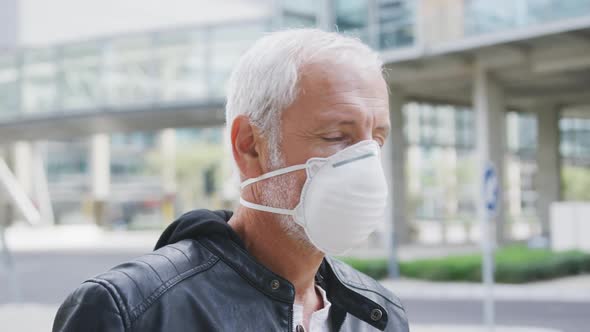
[{"xmin": 483, "ymin": 162, "xmax": 500, "ymax": 216}]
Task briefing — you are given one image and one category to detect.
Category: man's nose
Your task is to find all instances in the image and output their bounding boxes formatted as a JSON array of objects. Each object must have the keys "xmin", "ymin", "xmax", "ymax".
[{"xmin": 358, "ymin": 132, "xmax": 375, "ymax": 143}]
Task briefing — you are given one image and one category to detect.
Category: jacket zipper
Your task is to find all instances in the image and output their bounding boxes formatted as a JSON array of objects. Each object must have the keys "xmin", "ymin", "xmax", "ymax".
[{"xmin": 289, "ymin": 304, "xmax": 294, "ymax": 332}]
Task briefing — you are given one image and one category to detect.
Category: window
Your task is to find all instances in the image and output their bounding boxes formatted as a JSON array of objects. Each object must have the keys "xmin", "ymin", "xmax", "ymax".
[
  {"xmin": 0, "ymin": 53, "xmax": 19, "ymax": 118},
  {"xmin": 378, "ymin": 0, "xmax": 415, "ymax": 49},
  {"xmin": 279, "ymin": 0, "xmax": 320, "ymax": 28},
  {"xmin": 335, "ymin": 0, "xmax": 369, "ymax": 42},
  {"xmin": 561, "ymin": 117, "xmax": 590, "ymax": 164}
]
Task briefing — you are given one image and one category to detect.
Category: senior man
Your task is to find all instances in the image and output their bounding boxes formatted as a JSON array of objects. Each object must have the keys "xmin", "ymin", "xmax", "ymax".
[{"xmin": 53, "ymin": 29, "xmax": 409, "ymax": 332}]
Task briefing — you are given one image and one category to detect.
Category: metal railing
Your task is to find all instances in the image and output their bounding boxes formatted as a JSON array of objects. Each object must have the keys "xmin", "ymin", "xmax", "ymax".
[{"xmin": 0, "ymin": 20, "xmax": 271, "ymax": 122}]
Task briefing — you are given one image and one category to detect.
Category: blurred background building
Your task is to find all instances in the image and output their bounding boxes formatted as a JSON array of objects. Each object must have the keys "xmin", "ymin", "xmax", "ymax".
[{"xmin": 0, "ymin": 0, "xmax": 589, "ymax": 249}]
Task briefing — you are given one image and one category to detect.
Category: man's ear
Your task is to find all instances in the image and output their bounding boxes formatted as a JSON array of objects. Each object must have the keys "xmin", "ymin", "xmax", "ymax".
[{"xmin": 231, "ymin": 115, "xmax": 263, "ymax": 178}]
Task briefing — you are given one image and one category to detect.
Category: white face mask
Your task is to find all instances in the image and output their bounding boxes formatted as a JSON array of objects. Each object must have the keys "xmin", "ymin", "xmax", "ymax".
[{"xmin": 240, "ymin": 140, "xmax": 389, "ymax": 255}]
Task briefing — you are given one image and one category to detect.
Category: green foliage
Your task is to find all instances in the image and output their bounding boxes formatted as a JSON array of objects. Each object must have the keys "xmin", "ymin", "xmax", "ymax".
[
  {"xmin": 146, "ymin": 141, "xmax": 226, "ymax": 209},
  {"xmin": 562, "ymin": 166, "xmax": 590, "ymax": 201},
  {"xmin": 339, "ymin": 258, "xmax": 390, "ymax": 280},
  {"xmin": 340, "ymin": 246, "xmax": 590, "ymax": 283},
  {"xmin": 147, "ymin": 142, "xmax": 224, "ymax": 179}
]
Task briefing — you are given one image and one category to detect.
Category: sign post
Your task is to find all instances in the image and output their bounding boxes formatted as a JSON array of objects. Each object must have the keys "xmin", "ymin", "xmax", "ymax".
[{"xmin": 482, "ymin": 162, "xmax": 499, "ymax": 331}]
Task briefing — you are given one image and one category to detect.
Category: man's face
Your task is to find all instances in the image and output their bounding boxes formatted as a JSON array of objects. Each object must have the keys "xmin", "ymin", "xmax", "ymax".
[
  {"xmin": 282, "ymin": 61, "xmax": 390, "ymax": 159},
  {"xmin": 262, "ymin": 60, "xmax": 390, "ymax": 211}
]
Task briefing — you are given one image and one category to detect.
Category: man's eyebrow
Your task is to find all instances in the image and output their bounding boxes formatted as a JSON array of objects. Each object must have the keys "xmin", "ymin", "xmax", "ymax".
[
  {"xmin": 330, "ymin": 120, "xmax": 390, "ymax": 130},
  {"xmin": 336, "ymin": 120, "xmax": 356, "ymax": 126},
  {"xmin": 321, "ymin": 119, "xmax": 390, "ymax": 133}
]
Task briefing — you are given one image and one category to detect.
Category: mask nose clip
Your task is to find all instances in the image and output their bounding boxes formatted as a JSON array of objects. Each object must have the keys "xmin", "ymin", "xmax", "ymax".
[{"xmin": 306, "ymin": 160, "xmax": 324, "ymax": 178}]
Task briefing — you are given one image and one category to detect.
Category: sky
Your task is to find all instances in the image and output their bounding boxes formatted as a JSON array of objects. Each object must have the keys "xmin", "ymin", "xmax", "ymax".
[{"xmin": 16, "ymin": 0, "xmax": 270, "ymax": 46}]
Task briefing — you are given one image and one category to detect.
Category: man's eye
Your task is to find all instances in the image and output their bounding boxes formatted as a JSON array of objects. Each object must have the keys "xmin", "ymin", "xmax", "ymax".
[{"xmin": 322, "ymin": 136, "xmax": 345, "ymax": 142}]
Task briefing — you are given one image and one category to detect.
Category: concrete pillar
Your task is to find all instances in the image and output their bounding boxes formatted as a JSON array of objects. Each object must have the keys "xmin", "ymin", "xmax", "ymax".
[
  {"xmin": 12, "ymin": 141, "xmax": 33, "ymax": 196},
  {"xmin": 221, "ymin": 127, "xmax": 239, "ymax": 210},
  {"xmin": 90, "ymin": 134, "xmax": 110, "ymax": 226},
  {"xmin": 414, "ymin": 0, "xmax": 427, "ymax": 47},
  {"xmin": 536, "ymin": 106, "xmax": 561, "ymax": 238},
  {"xmin": 1, "ymin": 143, "xmax": 39, "ymax": 225},
  {"xmin": 473, "ymin": 65, "xmax": 507, "ymax": 244},
  {"xmin": 506, "ymin": 158, "xmax": 522, "ymax": 217},
  {"xmin": 159, "ymin": 128, "xmax": 176, "ymax": 223},
  {"xmin": 31, "ymin": 142, "xmax": 54, "ymax": 225},
  {"xmin": 319, "ymin": 0, "xmax": 335, "ymax": 31},
  {"xmin": 441, "ymin": 146, "xmax": 459, "ymax": 243},
  {"xmin": 384, "ymin": 88, "xmax": 409, "ymax": 245},
  {"xmin": 11, "ymin": 142, "xmax": 55, "ymax": 225},
  {"xmin": 0, "ymin": 0, "xmax": 19, "ymax": 50},
  {"xmin": 367, "ymin": 0, "xmax": 379, "ymax": 48},
  {"xmin": 270, "ymin": 0, "xmax": 284, "ymax": 29},
  {"xmin": 421, "ymin": 0, "xmax": 466, "ymax": 45},
  {"xmin": 0, "ymin": 147, "xmax": 10, "ymax": 227}
]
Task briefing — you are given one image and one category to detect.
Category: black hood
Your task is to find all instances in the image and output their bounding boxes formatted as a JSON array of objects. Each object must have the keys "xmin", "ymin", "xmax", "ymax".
[{"xmin": 154, "ymin": 209, "xmax": 242, "ymax": 250}]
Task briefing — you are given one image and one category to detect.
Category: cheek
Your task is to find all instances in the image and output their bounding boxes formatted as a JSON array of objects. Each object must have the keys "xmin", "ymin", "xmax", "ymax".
[
  {"xmin": 292, "ymin": 171, "xmax": 308, "ymax": 198},
  {"xmin": 295, "ymin": 170, "xmax": 308, "ymax": 186},
  {"xmin": 281, "ymin": 170, "xmax": 309, "ymax": 208}
]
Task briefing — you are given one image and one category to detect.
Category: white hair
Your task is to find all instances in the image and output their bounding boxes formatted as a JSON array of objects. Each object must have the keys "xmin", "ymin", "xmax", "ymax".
[{"xmin": 225, "ymin": 28, "xmax": 383, "ymax": 168}]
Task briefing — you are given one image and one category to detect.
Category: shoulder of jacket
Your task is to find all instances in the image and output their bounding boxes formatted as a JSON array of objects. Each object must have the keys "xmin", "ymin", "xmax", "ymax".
[
  {"xmin": 90, "ymin": 239, "xmax": 219, "ymax": 325},
  {"xmin": 326, "ymin": 257, "xmax": 409, "ymax": 329},
  {"xmin": 54, "ymin": 281, "xmax": 127, "ymax": 331}
]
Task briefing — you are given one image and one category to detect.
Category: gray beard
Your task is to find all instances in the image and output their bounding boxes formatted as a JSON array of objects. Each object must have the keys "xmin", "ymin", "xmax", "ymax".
[{"xmin": 261, "ymin": 154, "xmax": 316, "ymax": 252}]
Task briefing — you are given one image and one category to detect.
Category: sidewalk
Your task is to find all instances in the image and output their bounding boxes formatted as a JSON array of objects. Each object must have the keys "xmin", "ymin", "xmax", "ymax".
[
  {"xmin": 3, "ymin": 224, "xmax": 482, "ymax": 259},
  {"xmin": 412, "ymin": 326, "xmax": 559, "ymax": 332},
  {"xmin": 4, "ymin": 224, "xmax": 590, "ymax": 304},
  {"xmin": 382, "ymin": 274, "xmax": 590, "ymax": 302},
  {"xmin": 0, "ymin": 303, "xmax": 561, "ymax": 332},
  {"xmin": 0, "ymin": 225, "xmax": 582, "ymax": 332},
  {"xmin": 3, "ymin": 223, "xmax": 159, "ymax": 252}
]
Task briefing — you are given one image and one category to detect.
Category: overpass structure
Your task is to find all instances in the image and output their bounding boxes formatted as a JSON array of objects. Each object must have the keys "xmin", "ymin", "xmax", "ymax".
[
  {"xmin": 0, "ymin": 19, "xmax": 265, "ymax": 141},
  {"xmin": 0, "ymin": 0, "xmax": 589, "ymax": 246},
  {"xmin": 383, "ymin": 1, "xmax": 590, "ymax": 244},
  {"xmin": 0, "ymin": 19, "xmax": 267, "ymax": 226}
]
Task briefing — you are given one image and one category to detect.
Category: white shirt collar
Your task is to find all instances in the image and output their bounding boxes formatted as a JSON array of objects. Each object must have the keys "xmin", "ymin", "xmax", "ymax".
[{"xmin": 292, "ymin": 285, "xmax": 332, "ymax": 332}]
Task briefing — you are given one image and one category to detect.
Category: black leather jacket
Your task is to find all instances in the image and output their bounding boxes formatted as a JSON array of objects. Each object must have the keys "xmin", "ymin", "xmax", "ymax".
[{"xmin": 53, "ymin": 210, "xmax": 409, "ymax": 332}]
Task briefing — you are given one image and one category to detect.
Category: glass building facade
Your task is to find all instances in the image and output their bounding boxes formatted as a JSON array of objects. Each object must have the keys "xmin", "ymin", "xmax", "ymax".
[
  {"xmin": 280, "ymin": 1, "xmax": 322, "ymax": 28},
  {"xmin": 404, "ymin": 103, "xmax": 589, "ymax": 234},
  {"xmin": 0, "ymin": 0, "xmax": 588, "ymax": 236},
  {"xmin": 3, "ymin": 0, "xmax": 590, "ymax": 121},
  {"xmin": 276, "ymin": 0, "xmax": 415, "ymax": 48},
  {"xmin": 465, "ymin": 0, "xmax": 590, "ymax": 35},
  {"xmin": 561, "ymin": 117, "xmax": 590, "ymax": 166},
  {"xmin": 0, "ymin": 21, "xmax": 269, "ymax": 121}
]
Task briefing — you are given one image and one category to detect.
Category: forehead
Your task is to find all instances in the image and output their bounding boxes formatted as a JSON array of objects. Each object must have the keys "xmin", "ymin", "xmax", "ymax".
[
  {"xmin": 288, "ymin": 60, "xmax": 390, "ymax": 124},
  {"xmin": 299, "ymin": 61, "xmax": 387, "ymax": 98}
]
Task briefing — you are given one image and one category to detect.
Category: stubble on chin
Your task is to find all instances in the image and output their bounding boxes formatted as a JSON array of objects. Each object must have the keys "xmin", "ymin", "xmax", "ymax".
[{"xmin": 260, "ymin": 164, "xmax": 317, "ymax": 253}]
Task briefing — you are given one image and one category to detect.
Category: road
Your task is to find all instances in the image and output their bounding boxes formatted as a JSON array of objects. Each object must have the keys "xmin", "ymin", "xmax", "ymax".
[
  {"xmin": 1, "ymin": 250, "xmax": 588, "ymax": 332},
  {"xmin": 0, "ymin": 250, "xmax": 144, "ymax": 304},
  {"xmin": 404, "ymin": 299, "xmax": 589, "ymax": 332}
]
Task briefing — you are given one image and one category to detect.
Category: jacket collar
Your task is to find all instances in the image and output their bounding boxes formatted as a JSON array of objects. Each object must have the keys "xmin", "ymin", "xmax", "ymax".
[
  {"xmin": 198, "ymin": 234, "xmax": 388, "ymax": 331},
  {"xmin": 157, "ymin": 210, "xmax": 388, "ymax": 331},
  {"xmin": 319, "ymin": 257, "xmax": 388, "ymax": 331}
]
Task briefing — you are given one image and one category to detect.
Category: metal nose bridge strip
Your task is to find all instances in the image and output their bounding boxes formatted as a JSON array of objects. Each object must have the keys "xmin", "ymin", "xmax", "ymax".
[{"xmin": 332, "ymin": 152, "xmax": 376, "ymax": 168}]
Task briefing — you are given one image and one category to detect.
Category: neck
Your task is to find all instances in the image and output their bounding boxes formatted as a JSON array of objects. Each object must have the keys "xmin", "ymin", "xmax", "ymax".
[{"xmin": 228, "ymin": 206, "xmax": 324, "ymax": 303}]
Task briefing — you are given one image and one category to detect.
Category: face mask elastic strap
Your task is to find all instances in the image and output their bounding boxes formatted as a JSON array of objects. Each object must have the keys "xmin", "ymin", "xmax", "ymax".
[
  {"xmin": 240, "ymin": 164, "xmax": 307, "ymax": 189},
  {"xmin": 239, "ymin": 197, "xmax": 297, "ymax": 216}
]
